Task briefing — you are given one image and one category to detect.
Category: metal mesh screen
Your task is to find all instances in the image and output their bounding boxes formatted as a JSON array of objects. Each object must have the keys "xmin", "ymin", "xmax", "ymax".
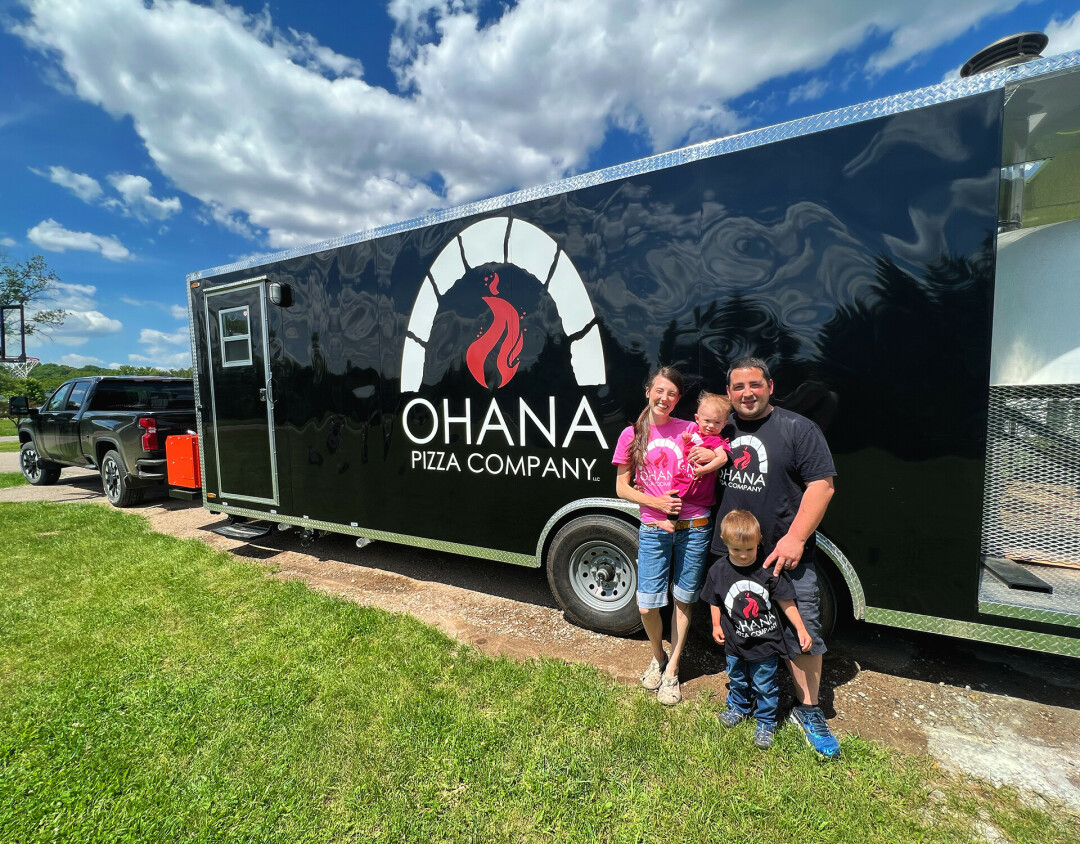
[{"xmin": 982, "ymin": 384, "xmax": 1080, "ymax": 567}]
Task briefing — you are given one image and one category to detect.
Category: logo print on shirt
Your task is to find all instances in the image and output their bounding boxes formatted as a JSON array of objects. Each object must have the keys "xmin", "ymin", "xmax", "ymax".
[
  {"xmin": 724, "ymin": 579, "xmax": 779, "ymax": 639},
  {"xmin": 722, "ymin": 435, "xmax": 768, "ymax": 492}
]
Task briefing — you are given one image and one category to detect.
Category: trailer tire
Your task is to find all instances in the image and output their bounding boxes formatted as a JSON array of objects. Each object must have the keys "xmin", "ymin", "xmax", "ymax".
[
  {"xmin": 20, "ymin": 442, "xmax": 61, "ymax": 486},
  {"xmin": 816, "ymin": 561, "xmax": 838, "ymax": 640},
  {"xmin": 546, "ymin": 515, "xmax": 642, "ymax": 636},
  {"xmin": 100, "ymin": 450, "xmax": 144, "ymax": 508}
]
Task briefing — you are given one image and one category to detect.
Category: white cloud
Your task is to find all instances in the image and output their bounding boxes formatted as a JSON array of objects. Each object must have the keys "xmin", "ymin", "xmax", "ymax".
[
  {"xmin": 1046, "ymin": 10, "xmax": 1080, "ymax": 55},
  {"xmin": 121, "ymin": 296, "xmax": 189, "ymax": 321},
  {"xmin": 106, "ymin": 173, "xmax": 181, "ymax": 221},
  {"xmin": 788, "ymin": 78, "xmax": 828, "ymax": 104},
  {"xmin": 0, "ymin": 237, "xmax": 16, "ymax": 247},
  {"xmin": 130, "ymin": 327, "xmax": 191, "ymax": 368},
  {"xmin": 44, "ymin": 280, "xmax": 99, "ymax": 312},
  {"xmin": 27, "ymin": 218, "xmax": 131, "ymax": 261},
  {"xmin": 11, "ymin": 0, "xmax": 1035, "ymax": 250},
  {"xmin": 49, "ymin": 310, "xmax": 124, "ymax": 342},
  {"xmin": 43, "ymin": 165, "xmax": 103, "ymax": 202},
  {"xmin": 24, "ymin": 282, "xmax": 123, "ymax": 356},
  {"xmin": 59, "ymin": 353, "xmax": 104, "ymax": 366}
]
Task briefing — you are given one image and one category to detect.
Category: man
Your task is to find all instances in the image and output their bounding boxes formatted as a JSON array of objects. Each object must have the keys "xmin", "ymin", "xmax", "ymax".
[{"xmin": 709, "ymin": 356, "xmax": 840, "ymax": 759}]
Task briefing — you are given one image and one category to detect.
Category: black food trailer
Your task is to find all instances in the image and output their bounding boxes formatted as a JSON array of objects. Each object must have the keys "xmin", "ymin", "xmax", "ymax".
[{"xmin": 187, "ymin": 40, "xmax": 1080, "ymax": 657}]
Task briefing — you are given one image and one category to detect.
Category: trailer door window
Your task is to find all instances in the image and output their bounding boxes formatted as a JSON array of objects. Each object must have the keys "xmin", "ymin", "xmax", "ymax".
[{"xmin": 219, "ymin": 306, "xmax": 253, "ymax": 367}]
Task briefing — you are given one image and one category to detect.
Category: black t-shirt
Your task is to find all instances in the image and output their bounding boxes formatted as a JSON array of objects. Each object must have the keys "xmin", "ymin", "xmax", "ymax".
[
  {"xmin": 702, "ymin": 551, "xmax": 798, "ymax": 662},
  {"xmin": 710, "ymin": 406, "xmax": 836, "ymax": 561}
]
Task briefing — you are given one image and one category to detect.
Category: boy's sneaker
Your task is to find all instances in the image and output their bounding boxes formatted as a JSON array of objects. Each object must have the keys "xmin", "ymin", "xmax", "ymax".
[
  {"xmin": 641, "ymin": 656, "xmax": 668, "ymax": 691},
  {"xmin": 753, "ymin": 723, "xmax": 775, "ymax": 750},
  {"xmin": 717, "ymin": 707, "xmax": 747, "ymax": 728},
  {"xmin": 789, "ymin": 706, "xmax": 841, "ymax": 759},
  {"xmin": 657, "ymin": 674, "xmax": 681, "ymax": 706}
]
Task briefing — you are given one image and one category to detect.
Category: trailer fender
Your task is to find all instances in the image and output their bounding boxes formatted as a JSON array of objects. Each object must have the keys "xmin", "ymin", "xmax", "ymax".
[{"xmin": 814, "ymin": 532, "xmax": 866, "ymax": 625}]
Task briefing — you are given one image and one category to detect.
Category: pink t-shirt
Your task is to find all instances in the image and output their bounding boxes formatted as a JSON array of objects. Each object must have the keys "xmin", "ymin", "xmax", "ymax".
[
  {"xmin": 674, "ymin": 429, "xmax": 731, "ymax": 508},
  {"xmin": 612, "ymin": 418, "xmax": 710, "ymax": 524}
]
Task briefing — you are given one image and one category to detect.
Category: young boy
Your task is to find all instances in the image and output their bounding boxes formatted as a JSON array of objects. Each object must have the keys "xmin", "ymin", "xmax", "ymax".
[
  {"xmin": 702, "ymin": 510, "xmax": 813, "ymax": 749},
  {"xmin": 659, "ymin": 392, "xmax": 732, "ymax": 533}
]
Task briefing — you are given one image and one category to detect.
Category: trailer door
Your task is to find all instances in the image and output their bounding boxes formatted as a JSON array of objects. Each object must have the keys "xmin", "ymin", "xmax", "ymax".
[{"xmin": 204, "ymin": 279, "xmax": 279, "ymax": 505}]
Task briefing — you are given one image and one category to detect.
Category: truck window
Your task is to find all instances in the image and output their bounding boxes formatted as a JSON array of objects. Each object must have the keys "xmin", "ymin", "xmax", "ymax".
[
  {"xmin": 219, "ymin": 307, "xmax": 253, "ymax": 366},
  {"xmin": 88, "ymin": 381, "xmax": 195, "ymax": 411},
  {"xmin": 43, "ymin": 384, "xmax": 72, "ymax": 413},
  {"xmin": 65, "ymin": 380, "xmax": 92, "ymax": 411}
]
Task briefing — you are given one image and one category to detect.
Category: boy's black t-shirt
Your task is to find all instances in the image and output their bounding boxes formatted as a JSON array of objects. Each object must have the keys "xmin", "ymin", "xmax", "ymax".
[
  {"xmin": 709, "ymin": 407, "xmax": 836, "ymax": 562},
  {"xmin": 701, "ymin": 551, "xmax": 798, "ymax": 662}
]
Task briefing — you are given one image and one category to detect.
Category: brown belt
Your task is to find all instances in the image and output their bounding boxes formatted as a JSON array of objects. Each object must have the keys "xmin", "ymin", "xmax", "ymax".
[{"xmin": 648, "ymin": 516, "xmax": 710, "ymax": 530}]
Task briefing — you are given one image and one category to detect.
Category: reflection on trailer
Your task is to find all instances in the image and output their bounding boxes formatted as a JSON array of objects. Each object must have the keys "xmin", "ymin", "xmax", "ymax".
[{"xmin": 187, "ymin": 39, "xmax": 1080, "ymax": 657}]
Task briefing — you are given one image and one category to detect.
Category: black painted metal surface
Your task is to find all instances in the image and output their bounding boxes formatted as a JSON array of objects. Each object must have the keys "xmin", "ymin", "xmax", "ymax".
[{"xmin": 191, "ymin": 90, "xmax": 1006, "ymax": 625}]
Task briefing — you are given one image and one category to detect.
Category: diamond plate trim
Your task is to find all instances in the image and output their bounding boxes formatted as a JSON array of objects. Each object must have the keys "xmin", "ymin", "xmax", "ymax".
[
  {"xmin": 864, "ymin": 607, "xmax": 1080, "ymax": 658},
  {"xmin": 979, "ymin": 600, "xmax": 1080, "ymax": 627},
  {"xmin": 188, "ymin": 52, "xmax": 1080, "ymax": 283},
  {"xmin": 815, "ymin": 533, "xmax": 866, "ymax": 619},
  {"xmin": 185, "ymin": 281, "xmax": 209, "ymax": 508},
  {"xmin": 207, "ymin": 503, "xmax": 538, "ymax": 567},
  {"xmin": 978, "ymin": 559, "xmax": 1080, "ymax": 625}
]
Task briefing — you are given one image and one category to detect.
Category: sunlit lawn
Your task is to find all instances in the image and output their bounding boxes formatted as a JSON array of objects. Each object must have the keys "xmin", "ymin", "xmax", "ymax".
[{"xmin": 1, "ymin": 502, "xmax": 1076, "ymax": 843}]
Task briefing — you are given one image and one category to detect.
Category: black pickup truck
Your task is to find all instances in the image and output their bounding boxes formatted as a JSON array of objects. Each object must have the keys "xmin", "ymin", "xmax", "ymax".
[{"xmin": 11, "ymin": 376, "xmax": 197, "ymax": 507}]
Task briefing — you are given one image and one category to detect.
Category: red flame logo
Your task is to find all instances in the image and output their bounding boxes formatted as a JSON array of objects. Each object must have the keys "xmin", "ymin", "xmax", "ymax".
[
  {"xmin": 733, "ymin": 447, "xmax": 753, "ymax": 471},
  {"xmin": 742, "ymin": 593, "xmax": 760, "ymax": 619},
  {"xmin": 466, "ymin": 272, "xmax": 524, "ymax": 389}
]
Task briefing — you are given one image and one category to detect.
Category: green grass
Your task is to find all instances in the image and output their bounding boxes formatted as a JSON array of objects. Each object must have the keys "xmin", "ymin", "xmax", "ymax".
[
  {"xmin": 0, "ymin": 418, "xmax": 16, "ymax": 436},
  {"xmin": 0, "ymin": 440, "xmax": 21, "ymax": 453},
  {"xmin": 0, "ymin": 472, "xmax": 26, "ymax": 489},
  {"xmin": 1, "ymin": 503, "xmax": 1076, "ymax": 844}
]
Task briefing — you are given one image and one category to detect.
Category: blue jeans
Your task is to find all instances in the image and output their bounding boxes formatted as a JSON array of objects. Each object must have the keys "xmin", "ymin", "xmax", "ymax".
[
  {"xmin": 725, "ymin": 654, "xmax": 780, "ymax": 727},
  {"xmin": 636, "ymin": 522, "xmax": 712, "ymax": 609}
]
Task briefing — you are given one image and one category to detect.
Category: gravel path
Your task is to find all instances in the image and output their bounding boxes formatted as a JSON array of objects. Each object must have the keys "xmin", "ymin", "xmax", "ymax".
[{"xmin": 3, "ymin": 469, "xmax": 1079, "ymax": 815}]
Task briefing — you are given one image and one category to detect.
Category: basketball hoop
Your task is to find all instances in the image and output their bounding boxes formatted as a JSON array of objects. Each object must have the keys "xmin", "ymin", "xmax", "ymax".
[{"xmin": 1, "ymin": 357, "xmax": 39, "ymax": 380}]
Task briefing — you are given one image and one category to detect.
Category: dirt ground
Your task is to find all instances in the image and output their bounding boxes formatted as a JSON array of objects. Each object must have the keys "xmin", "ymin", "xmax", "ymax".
[{"xmin": 4, "ymin": 463, "xmax": 1080, "ymax": 815}]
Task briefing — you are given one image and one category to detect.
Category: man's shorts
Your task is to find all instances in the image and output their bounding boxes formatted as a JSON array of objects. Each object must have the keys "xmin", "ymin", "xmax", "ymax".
[
  {"xmin": 783, "ymin": 557, "xmax": 828, "ymax": 657},
  {"xmin": 636, "ymin": 521, "xmax": 712, "ymax": 609}
]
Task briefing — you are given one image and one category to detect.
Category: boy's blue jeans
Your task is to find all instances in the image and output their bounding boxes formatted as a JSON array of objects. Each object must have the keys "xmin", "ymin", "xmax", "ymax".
[{"xmin": 725, "ymin": 654, "xmax": 780, "ymax": 727}]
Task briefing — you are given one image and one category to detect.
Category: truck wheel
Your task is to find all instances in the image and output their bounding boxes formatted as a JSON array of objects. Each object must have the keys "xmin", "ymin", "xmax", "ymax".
[
  {"xmin": 100, "ymin": 450, "xmax": 144, "ymax": 508},
  {"xmin": 546, "ymin": 515, "xmax": 642, "ymax": 636},
  {"xmin": 20, "ymin": 442, "xmax": 61, "ymax": 486}
]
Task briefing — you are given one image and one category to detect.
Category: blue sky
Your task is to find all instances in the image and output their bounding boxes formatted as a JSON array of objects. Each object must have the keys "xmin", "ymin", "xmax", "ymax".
[{"xmin": 2, "ymin": 0, "xmax": 1079, "ymax": 370}]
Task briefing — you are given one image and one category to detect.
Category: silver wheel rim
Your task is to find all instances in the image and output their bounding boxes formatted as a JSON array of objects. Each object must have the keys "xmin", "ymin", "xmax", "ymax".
[
  {"xmin": 21, "ymin": 447, "xmax": 41, "ymax": 482},
  {"xmin": 103, "ymin": 458, "xmax": 120, "ymax": 501},
  {"xmin": 568, "ymin": 540, "xmax": 636, "ymax": 613}
]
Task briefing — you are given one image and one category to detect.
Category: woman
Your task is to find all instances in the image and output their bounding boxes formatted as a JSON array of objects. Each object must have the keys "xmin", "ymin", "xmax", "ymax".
[{"xmin": 611, "ymin": 367, "xmax": 717, "ymax": 705}]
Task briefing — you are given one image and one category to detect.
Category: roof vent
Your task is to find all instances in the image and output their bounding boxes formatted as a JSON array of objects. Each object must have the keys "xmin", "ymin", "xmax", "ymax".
[{"xmin": 961, "ymin": 31, "xmax": 1048, "ymax": 77}]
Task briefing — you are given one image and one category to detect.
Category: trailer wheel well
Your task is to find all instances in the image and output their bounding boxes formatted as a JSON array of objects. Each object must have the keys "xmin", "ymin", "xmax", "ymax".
[{"xmin": 538, "ymin": 506, "xmax": 639, "ymax": 566}]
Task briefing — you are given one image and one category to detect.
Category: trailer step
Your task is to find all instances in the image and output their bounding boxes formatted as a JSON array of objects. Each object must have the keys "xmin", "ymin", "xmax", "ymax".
[
  {"xmin": 169, "ymin": 488, "xmax": 200, "ymax": 500},
  {"xmin": 211, "ymin": 521, "xmax": 272, "ymax": 541},
  {"xmin": 982, "ymin": 556, "xmax": 1054, "ymax": 594}
]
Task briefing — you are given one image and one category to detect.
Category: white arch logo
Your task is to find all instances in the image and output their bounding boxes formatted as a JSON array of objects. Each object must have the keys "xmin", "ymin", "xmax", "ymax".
[
  {"xmin": 400, "ymin": 216, "xmax": 606, "ymax": 392},
  {"xmin": 728, "ymin": 435, "xmax": 768, "ymax": 473},
  {"xmin": 723, "ymin": 579, "xmax": 773, "ymax": 617}
]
